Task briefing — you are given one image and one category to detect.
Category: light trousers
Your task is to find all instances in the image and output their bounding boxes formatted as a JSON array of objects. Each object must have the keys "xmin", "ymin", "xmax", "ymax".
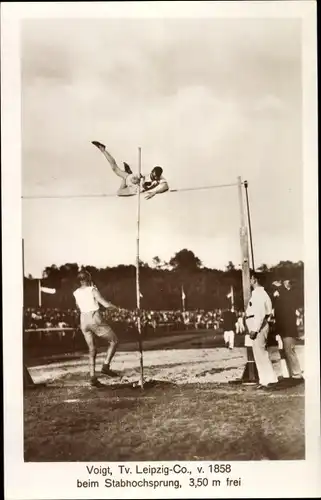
[
  {"xmin": 282, "ymin": 336, "xmax": 303, "ymax": 378},
  {"xmin": 267, "ymin": 345, "xmax": 283, "ymax": 379},
  {"xmin": 224, "ymin": 330, "xmax": 235, "ymax": 348},
  {"xmin": 252, "ymin": 324, "xmax": 278, "ymax": 386}
]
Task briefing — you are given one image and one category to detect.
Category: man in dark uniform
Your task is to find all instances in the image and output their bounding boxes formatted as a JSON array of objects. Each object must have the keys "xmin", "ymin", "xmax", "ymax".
[
  {"xmin": 266, "ymin": 315, "xmax": 284, "ymax": 382},
  {"xmin": 222, "ymin": 307, "xmax": 237, "ymax": 349},
  {"xmin": 273, "ymin": 279, "xmax": 304, "ymax": 385}
]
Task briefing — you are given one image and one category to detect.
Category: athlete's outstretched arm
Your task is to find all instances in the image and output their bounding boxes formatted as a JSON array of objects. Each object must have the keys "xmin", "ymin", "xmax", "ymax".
[{"xmin": 144, "ymin": 180, "xmax": 169, "ymax": 199}]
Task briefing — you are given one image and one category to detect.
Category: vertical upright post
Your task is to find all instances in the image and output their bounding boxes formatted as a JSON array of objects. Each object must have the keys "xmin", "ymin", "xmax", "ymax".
[
  {"xmin": 22, "ymin": 238, "xmax": 26, "ymax": 335},
  {"xmin": 136, "ymin": 147, "xmax": 144, "ymax": 389},
  {"xmin": 38, "ymin": 279, "xmax": 42, "ymax": 308},
  {"xmin": 244, "ymin": 180, "xmax": 255, "ymax": 271},
  {"xmin": 230, "ymin": 285, "xmax": 235, "ymax": 309},
  {"xmin": 237, "ymin": 177, "xmax": 251, "ymax": 309},
  {"xmin": 237, "ymin": 177, "xmax": 258, "ymax": 385},
  {"xmin": 181, "ymin": 286, "xmax": 186, "ymax": 312},
  {"xmin": 22, "ymin": 238, "xmax": 35, "ymax": 388},
  {"xmin": 22, "ymin": 238, "xmax": 25, "ymax": 279}
]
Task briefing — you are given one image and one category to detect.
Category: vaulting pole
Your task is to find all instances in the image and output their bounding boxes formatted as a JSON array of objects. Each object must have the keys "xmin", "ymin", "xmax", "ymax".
[
  {"xmin": 136, "ymin": 147, "xmax": 144, "ymax": 389},
  {"xmin": 38, "ymin": 279, "xmax": 42, "ymax": 308}
]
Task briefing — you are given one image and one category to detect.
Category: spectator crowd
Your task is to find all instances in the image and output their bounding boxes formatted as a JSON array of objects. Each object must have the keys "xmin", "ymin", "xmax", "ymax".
[
  {"xmin": 24, "ymin": 305, "xmax": 304, "ymax": 335},
  {"xmin": 24, "ymin": 307, "xmax": 235, "ymax": 332}
]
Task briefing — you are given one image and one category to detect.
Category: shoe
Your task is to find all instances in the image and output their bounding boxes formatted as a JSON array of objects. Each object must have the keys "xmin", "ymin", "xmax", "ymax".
[
  {"xmin": 90, "ymin": 376, "xmax": 104, "ymax": 387},
  {"xmin": 123, "ymin": 162, "xmax": 133, "ymax": 174},
  {"xmin": 290, "ymin": 377, "xmax": 305, "ymax": 386},
  {"xmin": 278, "ymin": 377, "xmax": 304, "ymax": 387},
  {"xmin": 101, "ymin": 364, "xmax": 119, "ymax": 377},
  {"xmin": 256, "ymin": 382, "xmax": 278, "ymax": 390},
  {"xmin": 92, "ymin": 141, "xmax": 106, "ymax": 151}
]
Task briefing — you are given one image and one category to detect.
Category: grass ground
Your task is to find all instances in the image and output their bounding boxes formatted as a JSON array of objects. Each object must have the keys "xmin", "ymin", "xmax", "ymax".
[
  {"xmin": 24, "ymin": 381, "xmax": 304, "ymax": 462},
  {"xmin": 24, "ymin": 329, "xmax": 305, "ymax": 462}
]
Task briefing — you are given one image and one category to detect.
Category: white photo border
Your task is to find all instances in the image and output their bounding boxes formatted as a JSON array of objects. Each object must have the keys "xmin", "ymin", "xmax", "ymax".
[{"xmin": 2, "ymin": 2, "xmax": 320, "ymax": 499}]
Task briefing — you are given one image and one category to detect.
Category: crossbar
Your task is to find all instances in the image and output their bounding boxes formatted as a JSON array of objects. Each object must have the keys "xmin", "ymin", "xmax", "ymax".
[{"xmin": 21, "ymin": 182, "xmax": 241, "ymax": 200}]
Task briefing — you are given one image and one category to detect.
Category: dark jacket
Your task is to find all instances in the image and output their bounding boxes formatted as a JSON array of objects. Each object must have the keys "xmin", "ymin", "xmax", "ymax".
[
  {"xmin": 273, "ymin": 287, "xmax": 297, "ymax": 338},
  {"xmin": 222, "ymin": 310, "xmax": 237, "ymax": 331},
  {"xmin": 266, "ymin": 320, "xmax": 279, "ymax": 347}
]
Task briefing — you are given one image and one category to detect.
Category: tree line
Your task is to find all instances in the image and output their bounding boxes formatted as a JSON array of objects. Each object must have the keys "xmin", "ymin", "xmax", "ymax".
[{"xmin": 23, "ymin": 249, "xmax": 304, "ymax": 311}]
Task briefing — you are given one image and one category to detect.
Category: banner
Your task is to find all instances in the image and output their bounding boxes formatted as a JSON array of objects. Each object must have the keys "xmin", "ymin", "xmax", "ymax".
[{"xmin": 227, "ymin": 286, "xmax": 234, "ymax": 306}]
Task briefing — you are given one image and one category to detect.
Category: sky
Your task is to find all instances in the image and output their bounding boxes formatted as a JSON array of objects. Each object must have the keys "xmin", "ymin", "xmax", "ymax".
[{"xmin": 21, "ymin": 17, "xmax": 303, "ymax": 277}]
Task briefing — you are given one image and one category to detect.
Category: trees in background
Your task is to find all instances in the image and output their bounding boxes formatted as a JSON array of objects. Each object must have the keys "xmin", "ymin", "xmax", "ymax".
[
  {"xmin": 169, "ymin": 249, "xmax": 202, "ymax": 271},
  {"xmin": 24, "ymin": 251, "xmax": 304, "ymax": 311}
]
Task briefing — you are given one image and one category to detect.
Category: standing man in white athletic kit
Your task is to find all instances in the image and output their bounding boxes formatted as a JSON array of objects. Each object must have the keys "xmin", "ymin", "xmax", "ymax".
[
  {"xmin": 245, "ymin": 272, "xmax": 278, "ymax": 389},
  {"xmin": 73, "ymin": 271, "xmax": 119, "ymax": 387}
]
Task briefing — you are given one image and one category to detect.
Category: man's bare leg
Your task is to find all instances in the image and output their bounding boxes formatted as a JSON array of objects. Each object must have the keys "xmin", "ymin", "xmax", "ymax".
[
  {"xmin": 96, "ymin": 325, "xmax": 119, "ymax": 377},
  {"xmin": 103, "ymin": 340, "xmax": 118, "ymax": 368},
  {"xmin": 83, "ymin": 331, "xmax": 103, "ymax": 387},
  {"xmin": 92, "ymin": 141, "xmax": 127, "ymax": 179},
  {"xmin": 92, "ymin": 141, "xmax": 137, "ymax": 196}
]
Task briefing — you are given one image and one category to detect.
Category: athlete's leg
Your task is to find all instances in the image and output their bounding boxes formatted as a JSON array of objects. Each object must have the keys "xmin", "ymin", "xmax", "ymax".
[
  {"xmin": 118, "ymin": 178, "xmax": 127, "ymax": 190},
  {"xmin": 80, "ymin": 312, "xmax": 105, "ymax": 386},
  {"xmin": 92, "ymin": 141, "xmax": 128, "ymax": 180},
  {"xmin": 82, "ymin": 329, "xmax": 97, "ymax": 381},
  {"xmin": 92, "ymin": 141, "xmax": 137, "ymax": 196},
  {"xmin": 91, "ymin": 315, "xmax": 119, "ymax": 377},
  {"xmin": 102, "ymin": 331, "xmax": 118, "ymax": 367}
]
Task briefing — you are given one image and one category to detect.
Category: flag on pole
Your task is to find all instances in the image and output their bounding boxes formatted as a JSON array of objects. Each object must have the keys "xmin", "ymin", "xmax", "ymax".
[
  {"xmin": 181, "ymin": 286, "xmax": 186, "ymax": 311},
  {"xmin": 140, "ymin": 292, "xmax": 143, "ymax": 298},
  {"xmin": 38, "ymin": 279, "xmax": 56, "ymax": 308},
  {"xmin": 40, "ymin": 287, "xmax": 56, "ymax": 294}
]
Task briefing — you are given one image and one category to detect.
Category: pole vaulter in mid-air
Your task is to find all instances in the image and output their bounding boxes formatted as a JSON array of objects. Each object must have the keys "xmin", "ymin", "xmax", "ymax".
[{"xmin": 91, "ymin": 141, "xmax": 169, "ymax": 199}]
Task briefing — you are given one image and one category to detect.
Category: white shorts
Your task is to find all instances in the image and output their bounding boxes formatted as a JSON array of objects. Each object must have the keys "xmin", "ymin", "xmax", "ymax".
[{"xmin": 80, "ymin": 310, "xmax": 117, "ymax": 344}]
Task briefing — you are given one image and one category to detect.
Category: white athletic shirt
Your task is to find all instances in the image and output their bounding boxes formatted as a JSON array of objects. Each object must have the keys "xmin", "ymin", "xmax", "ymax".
[
  {"xmin": 126, "ymin": 173, "xmax": 168, "ymax": 192},
  {"xmin": 157, "ymin": 175, "xmax": 167, "ymax": 185},
  {"xmin": 144, "ymin": 174, "xmax": 168, "ymax": 189},
  {"xmin": 73, "ymin": 286, "xmax": 99, "ymax": 313},
  {"xmin": 245, "ymin": 286, "xmax": 272, "ymax": 333}
]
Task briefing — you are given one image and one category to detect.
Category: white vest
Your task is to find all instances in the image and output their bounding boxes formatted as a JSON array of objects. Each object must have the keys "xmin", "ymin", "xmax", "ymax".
[{"xmin": 73, "ymin": 286, "xmax": 99, "ymax": 313}]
